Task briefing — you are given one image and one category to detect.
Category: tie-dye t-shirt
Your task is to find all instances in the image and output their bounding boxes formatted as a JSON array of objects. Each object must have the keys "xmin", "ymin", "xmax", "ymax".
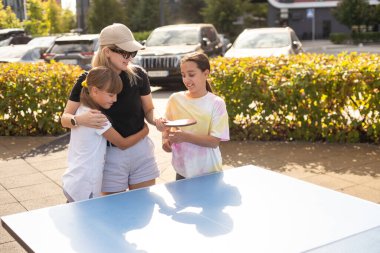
[{"xmin": 165, "ymin": 91, "xmax": 230, "ymax": 178}]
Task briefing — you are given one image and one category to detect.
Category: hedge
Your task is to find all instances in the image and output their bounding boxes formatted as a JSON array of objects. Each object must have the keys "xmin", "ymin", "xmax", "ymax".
[
  {"xmin": 1, "ymin": 53, "xmax": 379, "ymax": 143},
  {"xmin": 330, "ymin": 32, "xmax": 380, "ymax": 44},
  {"xmin": 211, "ymin": 53, "xmax": 380, "ymax": 143},
  {"xmin": 0, "ymin": 62, "xmax": 82, "ymax": 136}
]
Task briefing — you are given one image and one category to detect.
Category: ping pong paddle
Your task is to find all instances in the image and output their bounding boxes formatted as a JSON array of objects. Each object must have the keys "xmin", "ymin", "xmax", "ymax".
[{"xmin": 164, "ymin": 119, "xmax": 197, "ymax": 127}]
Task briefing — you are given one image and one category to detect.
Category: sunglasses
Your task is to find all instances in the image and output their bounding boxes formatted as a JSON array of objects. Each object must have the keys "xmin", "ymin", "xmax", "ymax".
[{"xmin": 109, "ymin": 47, "xmax": 137, "ymax": 59}]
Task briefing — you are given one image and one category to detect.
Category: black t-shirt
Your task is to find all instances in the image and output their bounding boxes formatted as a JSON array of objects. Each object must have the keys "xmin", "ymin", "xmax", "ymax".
[{"xmin": 69, "ymin": 66, "xmax": 151, "ymax": 137}]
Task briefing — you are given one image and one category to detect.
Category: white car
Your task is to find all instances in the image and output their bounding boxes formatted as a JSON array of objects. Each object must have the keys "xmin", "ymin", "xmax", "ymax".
[
  {"xmin": 0, "ymin": 45, "xmax": 44, "ymax": 63},
  {"xmin": 224, "ymin": 27, "xmax": 303, "ymax": 58}
]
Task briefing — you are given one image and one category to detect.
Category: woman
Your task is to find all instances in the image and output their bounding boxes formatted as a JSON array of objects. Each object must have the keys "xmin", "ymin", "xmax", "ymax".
[{"xmin": 61, "ymin": 23, "xmax": 165, "ymax": 194}]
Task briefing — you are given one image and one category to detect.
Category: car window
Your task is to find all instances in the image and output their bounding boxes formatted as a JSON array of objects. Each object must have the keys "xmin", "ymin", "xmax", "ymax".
[
  {"xmin": 202, "ymin": 27, "xmax": 217, "ymax": 42},
  {"xmin": 0, "ymin": 37, "xmax": 12, "ymax": 47},
  {"xmin": 28, "ymin": 48, "xmax": 42, "ymax": 60},
  {"xmin": 146, "ymin": 28, "xmax": 199, "ymax": 46},
  {"xmin": 50, "ymin": 41, "xmax": 96, "ymax": 54},
  {"xmin": 234, "ymin": 31, "xmax": 291, "ymax": 49}
]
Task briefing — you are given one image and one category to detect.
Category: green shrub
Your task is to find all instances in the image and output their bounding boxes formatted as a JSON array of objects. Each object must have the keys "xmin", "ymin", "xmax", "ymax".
[
  {"xmin": 0, "ymin": 62, "xmax": 83, "ymax": 136},
  {"xmin": 329, "ymin": 33, "xmax": 350, "ymax": 44},
  {"xmin": 2, "ymin": 55, "xmax": 380, "ymax": 144},
  {"xmin": 211, "ymin": 53, "xmax": 380, "ymax": 143},
  {"xmin": 330, "ymin": 32, "xmax": 380, "ymax": 44},
  {"xmin": 352, "ymin": 32, "xmax": 380, "ymax": 43}
]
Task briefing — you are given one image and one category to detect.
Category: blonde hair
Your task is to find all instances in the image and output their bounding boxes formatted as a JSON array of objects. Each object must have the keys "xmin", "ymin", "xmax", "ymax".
[
  {"xmin": 180, "ymin": 52, "xmax": 213, "ymax": 93},
  {"xmin": 92, "ymin": 45, "xmax": 139, "ymax": 86},
  {"xmin": 80, "ymin": 66, "xmax": 123, "ymax": 109}
]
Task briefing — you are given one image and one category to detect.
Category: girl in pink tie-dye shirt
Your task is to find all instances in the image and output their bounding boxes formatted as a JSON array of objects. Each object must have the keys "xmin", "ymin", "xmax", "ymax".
[{"xmin": 162, "ymin": 52, "xmax": 230, "ymax": 180}]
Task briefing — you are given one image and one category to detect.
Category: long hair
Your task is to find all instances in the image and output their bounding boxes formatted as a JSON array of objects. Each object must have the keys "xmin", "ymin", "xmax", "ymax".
[
  {"xmin": 92, "ymin": 45, "xmax": 139, "ymax": 86},
  {"xmin": 180, "ymin": 52, "xmax": 213, "ymax": 93},
  {"xmin": 80, "ymin": 66, "xmax": 123, "ymax": 109}
]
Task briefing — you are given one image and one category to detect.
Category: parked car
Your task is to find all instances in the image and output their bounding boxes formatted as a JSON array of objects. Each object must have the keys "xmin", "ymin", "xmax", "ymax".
[
  {"xmin": 43, "ymin": 34, "xmax": 99, "ymax": 70},
  {"xmin": 27, "ymin": 36, "xmax": 58, "ymax": 54},
  {"xmin": 218, "ymin": 33, "xmax": 231, "ymax": 55},
  {"xmin": 224, "ymin": 27, "xmax": 303, "ymax": 58},
  {"xmin": 0, "ymin": 45, "xmax": 44, "ymax": 63},
  {"xmin": 133, "ymin": 23, "xmax": 223, "ymax": 88},
  {"xmin": 0, "ymin": 28, "xmax": 32, "ymax": 47}
]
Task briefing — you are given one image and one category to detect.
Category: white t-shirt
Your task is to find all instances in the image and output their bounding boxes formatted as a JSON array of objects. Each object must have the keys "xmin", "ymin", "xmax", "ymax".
[
  {"xmin": 165, "ymin": 91, "xmax": 230, "ymax": 178},
  {"xmin": 62, "ymin": 105, "xmax": 111, "ymax": 201}
]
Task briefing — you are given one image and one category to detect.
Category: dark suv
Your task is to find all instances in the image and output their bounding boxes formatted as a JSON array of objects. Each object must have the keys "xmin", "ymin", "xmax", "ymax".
[
  {"xmin": 133, "ymin": 23, "xmax": 223, "ymax": 88},
  {"xmin": 43, "ymin": 34, "xmax": 99, "ymax": 70}
]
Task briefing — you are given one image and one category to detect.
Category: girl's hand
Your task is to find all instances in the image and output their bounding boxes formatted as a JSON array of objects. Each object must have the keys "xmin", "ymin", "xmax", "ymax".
[
  {"xmin": 76, "ymin": 109, "xmax": 108, "ymax": 129},
  {"xmin": 168, "ymin": 128, "xmax": 186, "ymax": 143},
  {"xmin": 162, "ymin": 139, "xmax": 172, "ymax": 152},
  {"xmin": 154, "ymin": 117, "xmax": 167, "ymax": 132}
]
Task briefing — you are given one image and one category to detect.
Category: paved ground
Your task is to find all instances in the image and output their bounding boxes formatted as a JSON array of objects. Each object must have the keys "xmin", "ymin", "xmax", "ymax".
[{"xmin": 1, "ymin": 42, "xmax": 380, "ymax": 252}]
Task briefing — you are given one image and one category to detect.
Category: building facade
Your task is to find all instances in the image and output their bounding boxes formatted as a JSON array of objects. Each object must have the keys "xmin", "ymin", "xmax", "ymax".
[{"xmin": 267, "ymin": 0, "xmax": 379, "ymax": 40}]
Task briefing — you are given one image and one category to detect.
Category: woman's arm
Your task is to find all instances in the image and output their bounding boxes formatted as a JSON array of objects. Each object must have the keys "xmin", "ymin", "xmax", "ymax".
[
  {"xmin": 141, "ymin": 94, "xmax": 166, "ymax": 131},
  {"xmin": 103, "ymin": 123, "xmax": 149, "ymax": 150},
  {"xmin": 61, "ymin": 100, "xmax": 108, "ymax": 129},
  {"xmin": 168, "ymin": 129, "xmax": 221, "ymax": 148}
]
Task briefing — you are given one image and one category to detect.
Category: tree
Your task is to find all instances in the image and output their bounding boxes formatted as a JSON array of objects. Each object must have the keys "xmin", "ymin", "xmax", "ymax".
[
  {"xmin": 333, "ymin": 0, "xmax": 371, "ymax": 33},
  {"xmin": 23, "ymin": 0, "xmax": 49, "ymax": 36},
  {"xmin": 61, "ymin": 9, "xmax": 76, "ymax": 33},
  {"xmin": 176, "ymin": 0, "xmax": 205, "ymax": 24},
  {"xmin": 47, "ymin": 0, "xmax": 63, "ymax": 34},
  {"xmin": 241, "ymin": 3, "xmax": 267, "ymax": 29},
  {"xmin": 87, "ymin": 0, "xmax": 126, "ymax": 33},
  {"xmin": 0, "ymin": 2, "xmax": 22, "ymax": 28},
  {"xmin": 201, "ymin": 0, "xmax": 252, "ymax": 38},
  {"xmin": 125, "ymin": 0, "xmax": 160, "ymax": 32}
]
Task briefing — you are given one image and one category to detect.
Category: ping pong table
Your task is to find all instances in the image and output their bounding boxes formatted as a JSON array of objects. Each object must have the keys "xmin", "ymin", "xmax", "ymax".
[{"xmin": 2, "ymin": 165, "xmax": 380, "ymax": 253}]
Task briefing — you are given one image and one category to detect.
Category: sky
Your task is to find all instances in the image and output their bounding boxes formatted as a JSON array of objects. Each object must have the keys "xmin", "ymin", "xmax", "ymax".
[{"xmin": 61, "ymin": 0, "xmax": 76, "ymax": 13}]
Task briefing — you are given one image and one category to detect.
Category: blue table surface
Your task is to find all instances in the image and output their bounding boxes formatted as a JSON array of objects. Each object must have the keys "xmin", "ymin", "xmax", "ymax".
[{"xmin": 2, "ymin": 165, "xmax": 380, "ymax": 253}]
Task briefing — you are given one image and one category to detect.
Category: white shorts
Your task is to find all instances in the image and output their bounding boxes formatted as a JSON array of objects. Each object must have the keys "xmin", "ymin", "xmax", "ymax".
[{"xmin": 101, "ymin": 136, "xmax": 159, "ymax": 192}]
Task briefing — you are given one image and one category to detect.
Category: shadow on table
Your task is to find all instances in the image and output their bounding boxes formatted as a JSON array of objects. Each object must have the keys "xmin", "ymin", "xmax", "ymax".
[
  {"xmin": 49, "ymin": 188, "xmax": 172, "ymax": 253},
  {"xmin": 221, "ymin": 141, "xmax": 380, "ymax": 177},
  {"xmin": 164, "ymin": 172, "xmax": 242, "ymax": 237}
]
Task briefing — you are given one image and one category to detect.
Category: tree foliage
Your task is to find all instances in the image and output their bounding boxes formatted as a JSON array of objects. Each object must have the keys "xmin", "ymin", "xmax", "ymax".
[
  {"xmin": 47, "ymin": 0, "xmax": 63, "ymax": 34},
  {"xmin": 61, "ymin": 9, "xmax": 76, "ymax": 33},
  {"xmin": 333, "ymin": 0, "xmax": 371, "ymax": 32},
  {"xmin": 125, "ymin": 0, "xmax": 160, "ymax": 32},
  {"xmin": 0, "ymin": 2, "xmax": 22, "ymax": 28},
  {"xmin": 1, "ymin": 0, "xmax": 75, "ymax": 35},
  {"xmin": 87, "ymin": 0, "xmax": 126, "ymax": 33},
  {"xmin": 201, "ymin": 0, "xmax": 251, "ymax": 38},
  {"xmin": 176, "ymin": 0, "xmax": 205, "ymax": 24},
  {"xmin": 23, "ymin": 0, "xmax": 49, "ymax": 36}
]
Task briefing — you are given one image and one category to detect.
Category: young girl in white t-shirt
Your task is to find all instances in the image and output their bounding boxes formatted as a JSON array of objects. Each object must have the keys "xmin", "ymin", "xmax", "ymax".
[
  {"xmin": 63, "ymin": 66, "xmax": 149, "ymax": 202},
  {"xmin": 162, "ymin": 52, "xmax": 230, "ymax": 180}
]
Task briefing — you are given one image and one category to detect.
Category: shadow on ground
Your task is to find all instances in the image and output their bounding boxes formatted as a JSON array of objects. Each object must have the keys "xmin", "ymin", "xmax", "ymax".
[
  {"xmin": 19, "ymin": 133, "xmax": 70, "ymax": 159},
  {"xmin": 221, "ymin": 141, "xmax": 380, "ymax": 177}
]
